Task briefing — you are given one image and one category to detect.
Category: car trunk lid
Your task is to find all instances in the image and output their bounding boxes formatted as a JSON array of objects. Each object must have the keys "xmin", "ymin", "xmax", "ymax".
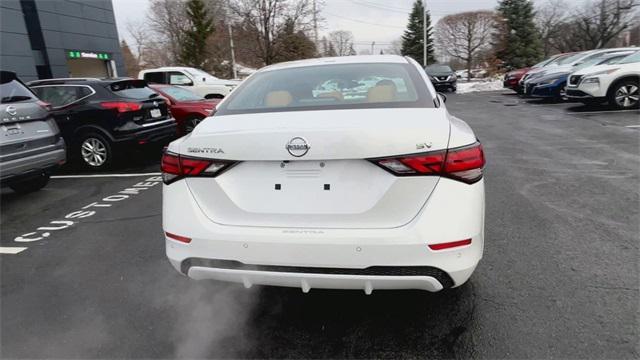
[{"xmin": 178, "ymin": 108, "xmax": 451, "ymax": 229}]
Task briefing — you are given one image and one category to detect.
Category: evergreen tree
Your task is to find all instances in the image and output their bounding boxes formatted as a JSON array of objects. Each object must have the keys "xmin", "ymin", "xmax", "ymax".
[
  {"xmin": 273, "ymin": 18, "xmax": 317, "ymax": 62},
  {"xmin": 179, "ymin": 0, "xmax": 214, "ymax": 68},
  {"xmin": 401, "ymin": 0, "xmax": 435, "ymax": 66},
  {"xmin": 494, "ymin": 0, "xmax": 543, "ymax": 69}
]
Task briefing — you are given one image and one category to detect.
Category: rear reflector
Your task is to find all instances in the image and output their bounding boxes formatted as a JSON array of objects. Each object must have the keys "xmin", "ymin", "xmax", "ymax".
[
  {"xmin": 161, "ymin": 151, "xmax": 236, "ymax": 184},
  {"xmin": 371, "ymin": 142, "xmax": 485, "ymax": 184},
  {"xmin": 428, "ymin": 239, "xmax": 472, "ymax": 251},
  {"xmin": 165, "ymin": 232, "xmax": 191, "ymax": 243}
]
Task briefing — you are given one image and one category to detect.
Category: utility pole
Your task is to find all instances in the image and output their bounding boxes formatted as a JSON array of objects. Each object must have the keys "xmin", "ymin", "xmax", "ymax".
[
  {"xmin": 226, "ymin": 0, "xmax": 237, "ymax": 79},
  {"xmin": 423, "ymin": 1, "xmax": 428, "ymax": 67},
  {"xmin": 371, "ymin": 41, "xmax": 375, "ymax": 55},
  {"xmin": 313, "ymin": 0, "xmax": 319, "ymax": 48}
]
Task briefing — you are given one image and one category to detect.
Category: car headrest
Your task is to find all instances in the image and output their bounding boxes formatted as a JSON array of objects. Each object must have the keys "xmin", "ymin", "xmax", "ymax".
[
  {"xmin": 367, "ymin": 85, "xmax": 397, "ymax": 103},
  {"xmin": 265, "ymin": 90, "xmax": 293, "ymax": 107}
]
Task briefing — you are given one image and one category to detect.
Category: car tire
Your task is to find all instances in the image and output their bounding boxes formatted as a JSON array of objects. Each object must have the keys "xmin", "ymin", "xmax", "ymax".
[
  {"xmin": 553, "ymin": 84, "xmax": 567, "ymax": 102},
  {"xmin": 184, "ymin": 116, "xmax": 204, "ymax": 134},
  {"xmin": 451, "ymin": 86, "xmax": 457, "ymax": 93},
  {"xmin": 608, "ymin": 79, "xmax": 640, "ymax": 110},
  {"xmin": 8, "ymin": 173, "xmax": 50, "ymax": 194},
  {"xmin": 77, "ymin": 133, "xmax": 113, "ymax": 170}
]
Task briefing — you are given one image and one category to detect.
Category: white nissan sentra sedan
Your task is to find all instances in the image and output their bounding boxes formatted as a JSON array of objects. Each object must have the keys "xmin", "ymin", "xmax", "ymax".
[{"xmin": 161, "ymin": 55, "xmax": 485, "ymax": 293}]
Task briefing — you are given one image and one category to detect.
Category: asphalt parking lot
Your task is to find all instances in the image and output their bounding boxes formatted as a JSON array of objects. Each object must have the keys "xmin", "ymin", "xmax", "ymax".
[{"xmin": 1, "ymin": 91, "xmax": 638, "ymax": 359}]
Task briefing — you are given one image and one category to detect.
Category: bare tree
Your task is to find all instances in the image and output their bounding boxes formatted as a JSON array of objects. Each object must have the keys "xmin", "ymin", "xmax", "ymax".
[
  {"xmin": 328, "ymin": 30, "xmax": 355, "ymax": 56},
  {"xmin": 536, "ymin": 0, "xmax": 569, "ymax": 57},
  {"xmin": 574, "ymin": 0, "xmax": 639, "ymax": 48},
  {"xmin": 145, "ymin": 0, "xmax": 190, "ymax": 65},
  {"xmin": 229, "ymin": 0, "xmax": 318, "ymax": 65},
  {"xmin": 385, "ymin": 38, "xmax": 403, "ymax": 55},
  {"xmin": 435, "ymin": 11, "xmax": 495, "ymax": 81}
]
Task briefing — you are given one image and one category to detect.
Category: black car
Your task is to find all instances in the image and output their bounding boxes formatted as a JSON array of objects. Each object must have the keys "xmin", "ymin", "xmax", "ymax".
[
  {"xmin": 424, "ymin": 64, "xmax": 457, "ymax": 92},
  {"xmin": 29, "ymin": 78, "xmax": 177, "ymax": 169}
]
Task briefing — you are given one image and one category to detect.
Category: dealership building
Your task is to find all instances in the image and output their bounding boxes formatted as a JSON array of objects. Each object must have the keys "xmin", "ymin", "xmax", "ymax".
[{"xmin": 1, "ymin": 0, "xmax": 124, "ymax": 81}]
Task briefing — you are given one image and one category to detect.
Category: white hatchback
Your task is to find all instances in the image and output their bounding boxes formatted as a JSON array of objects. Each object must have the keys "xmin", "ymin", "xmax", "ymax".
[{"xmin": 161, "ymin": 55, "xmax": 485, "ymax": 293}]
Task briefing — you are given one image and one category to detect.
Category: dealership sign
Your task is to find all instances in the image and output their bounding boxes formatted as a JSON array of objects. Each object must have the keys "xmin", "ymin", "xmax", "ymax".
[{"xmin": 67, "ymin": 50, "xmax": 110, "ymax": 60}]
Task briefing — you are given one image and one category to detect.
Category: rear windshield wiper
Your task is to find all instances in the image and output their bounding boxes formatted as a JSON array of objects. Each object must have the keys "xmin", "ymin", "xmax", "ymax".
[
  {"xmin": 149, "ymin": 93, "xmax": 159, "ymax": 98},
  {"xmin": 1, "ymin": 95, "xmax": 32, "ymax": 103}
]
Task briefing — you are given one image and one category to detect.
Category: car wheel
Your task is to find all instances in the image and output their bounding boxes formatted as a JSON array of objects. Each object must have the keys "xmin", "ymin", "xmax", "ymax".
[
  {"xmin": 8, "ymin": 173, "xmax": 50, "ymax": 194},
  {"xmin": 553, "ymin": 84, "xmax": 567, "ymax": 102},
  {"xmin": 78, "ymin": 133, "xmax": 112, "ymax": 169},
  {"xmin": 451, "ymin": 86, "xmax": 457, "ymax": 93},
  {"xmin": 609, "ymin": 79, "xmax": 639, "ymax": 110},
  {"xmin": 185, "ymin": 116, "xmax": 204, "ymax": 134}
]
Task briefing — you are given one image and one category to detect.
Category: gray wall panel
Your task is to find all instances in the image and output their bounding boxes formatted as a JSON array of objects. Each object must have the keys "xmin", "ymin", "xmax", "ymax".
[{"xmin": 1, "ymin": 0, "xmax": 124, "ymax": 80}]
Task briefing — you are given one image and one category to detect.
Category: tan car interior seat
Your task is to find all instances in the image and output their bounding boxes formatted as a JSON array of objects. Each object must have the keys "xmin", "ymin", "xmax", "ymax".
[{"xmin": 264, "ymin": 90, "xmax": 293, "ymax": 107}]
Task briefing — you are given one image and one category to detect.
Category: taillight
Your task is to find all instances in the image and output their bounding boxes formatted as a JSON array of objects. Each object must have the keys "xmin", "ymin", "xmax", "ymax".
[
  {"xmin": 100, "ymin": 101, "xmax": 142, "ymax": 112},
  {"xmin": 371, "ymin": 142, "xmax": 485, "ymax": 184},
  {"xmin": 161, "ymin": 151, "xmax": 236, "ymax": 184}
]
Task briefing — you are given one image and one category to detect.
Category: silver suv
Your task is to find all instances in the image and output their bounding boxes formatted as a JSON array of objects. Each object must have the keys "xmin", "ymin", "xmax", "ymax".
[{"xmin": 0, "ymin": 71, "xmax": 66, "ymax": 193}]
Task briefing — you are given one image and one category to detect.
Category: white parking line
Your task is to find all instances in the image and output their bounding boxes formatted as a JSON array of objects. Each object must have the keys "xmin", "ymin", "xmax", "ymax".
[
  {"xmin": 52, "ymin": 172, "xmax": 161, "ymax": 179},
  {"xmin": 0, "ymin": 247, "xmax": 28, "ymax": 255},
  {"xmin": 625, "ymin": 125, "xmax": 640, "ymax": 128},
  {"xmin": 567, "ymin": 109, "xmax": 640, "ymax": 115}
]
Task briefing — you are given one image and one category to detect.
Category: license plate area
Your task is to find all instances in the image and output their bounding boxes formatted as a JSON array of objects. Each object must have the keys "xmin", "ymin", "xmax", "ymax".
[
  {"xmin": 211, "ymin": 160, "xmax": 395, "ymax": 215},
  {"xmin": 150, "ymin": 108, "xmax": 162, "ymax": 118}
]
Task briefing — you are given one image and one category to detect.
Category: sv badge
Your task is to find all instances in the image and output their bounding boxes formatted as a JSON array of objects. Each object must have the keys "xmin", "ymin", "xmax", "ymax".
[{"xmin": 416, "ymin": 142, "xmax": 432, "ymax": 150}]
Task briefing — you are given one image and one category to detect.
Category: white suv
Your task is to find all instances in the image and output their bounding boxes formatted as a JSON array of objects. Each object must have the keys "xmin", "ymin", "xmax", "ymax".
[
  {"xmin": 566, "ymin": 51, "xmax": 639, "ymax": 109},
  {"xmin": 139, "ymin": 67, "xmax": 240, "ymax": 99}
]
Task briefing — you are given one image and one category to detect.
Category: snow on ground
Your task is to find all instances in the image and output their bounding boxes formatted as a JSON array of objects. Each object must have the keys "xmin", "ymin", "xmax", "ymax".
[{"xmin": 456, "ymin": 79, "xmax": 504, "ymax": 94}]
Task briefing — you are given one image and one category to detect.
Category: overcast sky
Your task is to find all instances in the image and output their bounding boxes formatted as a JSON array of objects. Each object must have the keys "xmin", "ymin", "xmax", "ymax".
[{"xmin": 113, "ymin": 0, "xmax": 587, "ymax": 54}]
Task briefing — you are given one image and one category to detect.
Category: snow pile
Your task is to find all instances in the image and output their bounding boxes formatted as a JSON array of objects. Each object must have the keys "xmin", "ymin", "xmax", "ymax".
[{"xmin": 456, "ymin": 79, "xmax": 504, "ymax": 94}]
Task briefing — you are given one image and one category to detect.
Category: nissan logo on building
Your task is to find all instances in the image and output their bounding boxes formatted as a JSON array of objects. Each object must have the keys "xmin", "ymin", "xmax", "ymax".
[{"xmin": 285, "ymin": 137, "xmax": 310, "ymax": 157}]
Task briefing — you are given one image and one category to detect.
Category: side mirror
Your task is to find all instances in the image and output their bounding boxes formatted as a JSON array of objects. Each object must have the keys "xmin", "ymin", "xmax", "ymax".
[{"xmin": 437, "ymin": 92, "xmax": 447, "ymax": 104}]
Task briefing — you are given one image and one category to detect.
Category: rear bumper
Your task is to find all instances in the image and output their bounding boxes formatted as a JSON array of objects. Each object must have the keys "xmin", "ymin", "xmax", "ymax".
[
  {"xmin": 113, "ymin": 119, "xmax": 177, "ymax": 145},
  {"xmin": 163, "ymin": 178, "xmax": 485, "ymax": 292},
  {"xmin": 0, "ymin": 137, "xmax": 66, "ymax": 182}
]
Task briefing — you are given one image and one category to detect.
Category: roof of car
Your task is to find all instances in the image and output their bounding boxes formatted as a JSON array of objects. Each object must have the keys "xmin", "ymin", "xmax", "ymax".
[
  {"xmin": 140, "ymin": 67, "xmax": 196, "ymax": 72},
  {"xmin": 260, "ymin": 55, "xmax": 410, "ymax": 72},
  {"xmin": 27, "ymin": 77, "xmax": 137, "ymax": 86}
]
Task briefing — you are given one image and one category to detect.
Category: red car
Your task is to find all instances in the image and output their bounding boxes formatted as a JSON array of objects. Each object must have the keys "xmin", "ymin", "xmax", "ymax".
[
  {"xmin": 503, "ymin": 67, "xmax": 531, "ymax": 93},
  {"xmin": 149, "ymin": 84, "xmax": 219, "ymax": 136}
]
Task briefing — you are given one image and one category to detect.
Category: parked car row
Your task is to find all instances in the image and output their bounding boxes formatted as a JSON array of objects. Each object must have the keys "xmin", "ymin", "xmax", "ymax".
[
  {"xmin": 504, "ymin": 48, "xmax": 639, "ymax": 109},
  {"xmin": 1, "ymin": 68, "xmax": 228, "ymax": 192}
]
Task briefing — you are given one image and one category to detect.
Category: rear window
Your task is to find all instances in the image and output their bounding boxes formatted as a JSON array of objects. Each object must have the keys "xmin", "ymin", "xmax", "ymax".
[
  {"xmin": 216, "ymin": 63, "xmax": 432, "ymax": 115},
  {"xmin": 1, "ymin": 78, "xmax": 36, "ymax": 104},
  {"xmin": 110, "ymin": 80, "xmax": 157, "ymax": 99}
]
